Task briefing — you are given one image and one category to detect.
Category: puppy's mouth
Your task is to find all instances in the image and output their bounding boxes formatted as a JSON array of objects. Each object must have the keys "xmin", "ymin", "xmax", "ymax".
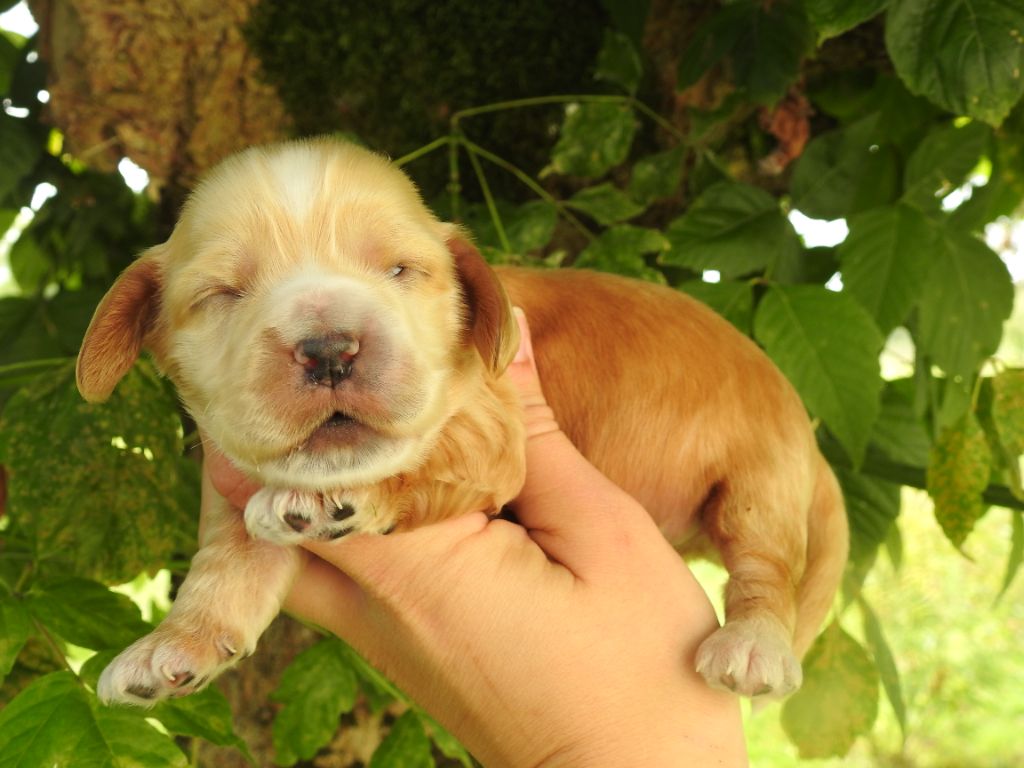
[{"xmin": 301, "ymin": 410, "xmax": 375, "ymax": 452}]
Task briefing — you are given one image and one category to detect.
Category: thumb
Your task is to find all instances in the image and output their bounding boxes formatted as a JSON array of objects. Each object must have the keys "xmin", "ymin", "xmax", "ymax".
[{"xmin": 506, "ymin": 309, "xmax": 648, "ymax": 562}]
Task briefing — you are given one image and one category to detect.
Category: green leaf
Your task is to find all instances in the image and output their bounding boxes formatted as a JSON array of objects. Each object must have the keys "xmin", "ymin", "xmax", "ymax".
[
  {"xmin": 902, "ymin": 122, "xmax": 990, "ymax": 209},
  {"xmin": 503, "ymin": 201, "xmax": 557, "ymax": 254},
  {"xmin": 885, "ymin": 0, "xmax": 1024, "ymax": 125},
  {"xmin": 369, "ymin": 711, "xmax": 434, "ymax": 768},
  {"xmin": 927, "ymin": 412, "xmax": 992, "ymax": 549},
  {"xmin": 917, "ymin": 230, "xmax": 1014, "ymax": 384},
  {"xmin": 271, "ymin": 638, "xmax": 359, "ymax": 766},
  {"xmin": 93, "ymin": 707, "xmax": 189, "ymax": 767},
  {"xmin": 8, "ymin": 232, "xmax": 49, "ymax": 294},
  {"xmin": 422, "ymin": 714, "xmax": 472, "ymax": 768},
  {"xmin": 0, "ymin": 33, "xmax": 20, "ymax": 101},
  {"xmin": 0, "ymin": 600, "xmax": 31, "ymax": 682},
  {"xmin": 550, "ymin": 102, "xmax": 636, "ymax": 178},
  {"xmin": 0, "ymin": 114, "xmax": 40, "ymax": 203},
  {"xmin": 677, "ymin": 280, "xmax": 754, "ymax": 334},
  {"xmin": 790, "ymin": 116, "xmax": 900, "ymax": 219},
  {"xmin": 870, "ymin": 378, "xmax": 932, "ymax": 467},
  {"xmin": 804, "ymin": 0, "xmax": 890, "ymax": 39},
  {"xmin": 754, "ymin": 285, "xmax": 884, "ymax": 464},
  {"xmin": 662, "ymin": 181, "xmax": 797, "ymax": 279},
  {"xmin": 990, "ymin": 369, "xmax": 1024, "ymax": 459},
  {"xmin": 677, "ymin": 0, "xmax": 815, "ymax": 105},
  {"xmin": 858, "ymin": 596, "xmax": 907, "ymax": 741},
  {"xmin": 594, "ymin": 29, "xmax": 642, "ymax": 94},
  {"xmin": 628, "ymin": 146, "xmax": 684, "ymax": 206},
  {"xmin": 782, "ymin": 622, "xmax": 879, "ymax": 758},
  {"xmin": 838, "ymin": 204, "xmax": 936, "ymax": 333},
  {"xmin": 998, "ymin": 510, "xmax": 1024, "ymax": 600},
  {"xmin": 0, "ymin": 671, "xmax": 187, "ymax": 768},
  {"xmin": 836, "ymin": 468, "xmax": 901, "ymax": 598},
  {"xmin": 152, "ymin": 687, "xmax": 253, "ymax": 761},
  {"xmin": 0, "ymin": 361, "xmax": 197, "ymax": 584},
  {"xmin": 772, "ymin": 246, "xmax": 840, "ymax": 286},
  {"xmin": 566, "ymin": 183, "xmax": 644, "ymax": 225},
  {"xmin": 574, "ymin": 225, "xmax": 668, "ymax": 283},
  {"xmin": 27, "ymin": 578, "xmax": 150, "ymax": 651}
]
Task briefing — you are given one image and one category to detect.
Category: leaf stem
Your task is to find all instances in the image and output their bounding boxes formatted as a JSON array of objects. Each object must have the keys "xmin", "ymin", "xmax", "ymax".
[
  {"xmin": 31, "ymin": 616, "xmax": 78, "ymax": 677},
  {"xmin": 459, "ymin": 138, "xmax": 595, "ymax": 242},
  {"xmin": 820, "ymin": 442, "xmax": 1024, "ymax": 511},
  {"xmin": 393, "ymin": 136, "xmax": 452, "ymax": 168},
  {"xmin": 464, "ymin": 142, "xmax": 511, "ymax": 253}
]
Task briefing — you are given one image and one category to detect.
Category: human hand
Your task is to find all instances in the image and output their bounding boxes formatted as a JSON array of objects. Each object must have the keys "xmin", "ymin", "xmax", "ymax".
[{"xmin": 206, "ymin": 310, "xmax": 746, "ymax": 767}]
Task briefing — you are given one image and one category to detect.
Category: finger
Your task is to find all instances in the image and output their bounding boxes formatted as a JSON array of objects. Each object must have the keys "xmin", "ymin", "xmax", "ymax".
[
  {"xmin": 282, "ymin": 552, "xmax": 369, "ymax": 639},
  {"xmin": 506, "ymin": 310, "xmax": 651, "ymax": 572},
  {"xmin": 203, "ymin": 440, "xmax": 262, "ymax": 510},
  {"xmin": 299, "ymin": 511, "xmax": 490, "ymax": 598}
]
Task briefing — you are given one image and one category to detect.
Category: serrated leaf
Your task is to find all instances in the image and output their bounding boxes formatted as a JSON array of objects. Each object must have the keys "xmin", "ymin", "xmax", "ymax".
[
  {"xmin": 781, "ymin": 622, "xmax": 879, "ymax": 759},
  {"xmin": 870, "ymin": 378, "xmax": 932, "ymax": 467},
  {"xmin": 27, "ymin": 578, "xmax": 150, "ymax": 651},
  {"xmin": 628, "ymin": 146, "xmax": 684, "ymax": 206},
  {"xmin": 917, "ymin": 230, "xmax": 1014, "ymax": 384},
  {"xmin": 772, "ymin": 246, "xmax": 840, "ymax": 287},
  {"xmin": 0, "ymin": 361, "xmax": 197, "ymax": 583},
  {"xmin": 858, "ymin": 596, "xmax": 907, "ymax": 741},
  {"xmin": 0, "ymin": 600, "xmax": 31, "ymax": 682},
  {"xmin": 662, "ymin": 181, "xmax": 796, "ymax": 279},
  {"xmin": 566, "ymin": 183, "xmax": 644, "ymax": 225},
  {"xmin": 790, "ymin": 116, "xmax": 900, "ymax": 219},
  {"xmin": 151, "ymin": 686, "xmax": 252, "ymax": 760},
  {"xmin": 574, "ymin": 225, "xmax": 668, "ymax": 283},
  {"xmin": 927, "ymin": 412, "xmax": 992, "ymax": 549},
  {"xmin": 754, "ymin": 285, "xmax": 884, "ymax": 464},
  {"xmin": 836, "ymin": 468, "xmax": 901, "ymax": 598},
  {"xmin": 271, "ymin": 638, "xmax": 359, "ymax": 766},
  {"xmin": 594, "ymin": 29, "xmax": 642, "ymax": 94},
  {"xmin": 804, "ymin": 0, "xmax": 890, "ymax": 40},
  {"xmin": 902, "ymin": 122, "xmax": 990, "ymax": 209},
  {"xmin": 550, "ymin": 102, "xmax": 636, "ymax": 178},
  {"xmin": 0, "ymin": 671, "xmax": 186, "ymax": 768},
  {"xmin": 93, "ymin": 707, "xmax": 189, "ymax": 767},
  {"xmin": 677, "ymin": 0, "xmax": 815, "ymax": 105},
  {"xmin": 677, "ymin": 280, "xmax": 753, "ymax": 334},
  {"xmin": 369, "ymin": 711, "xmax": 434, "ymax": 768},
  {"xmin": 838, "ymin": 204, "xmax": 935, "ymax": 333},
  {"xmin": 886, "ymin": 0, "xmax": 1024, "ymax": 125}
]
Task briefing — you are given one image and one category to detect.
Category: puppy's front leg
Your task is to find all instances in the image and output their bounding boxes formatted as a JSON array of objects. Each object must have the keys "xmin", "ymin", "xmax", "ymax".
[{"xmin": 98, "ymin": 465, "xmax": 302, "ymax": 706}]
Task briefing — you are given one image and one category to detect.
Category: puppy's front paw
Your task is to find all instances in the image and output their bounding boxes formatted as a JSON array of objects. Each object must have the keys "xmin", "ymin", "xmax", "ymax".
[
  {"xmin": 244, "ymin": 487, "xmax": 396, "ymax": 545},
  {"xmin": 97, "ymin": 621, "xmax": 253, "ymax": 706},
  {"xmin": 695, "ymin": 619, "xmax": 802, "ymax": 699}
]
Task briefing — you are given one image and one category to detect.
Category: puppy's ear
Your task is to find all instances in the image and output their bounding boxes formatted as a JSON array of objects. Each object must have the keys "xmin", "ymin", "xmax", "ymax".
[
  {"xmin": 447, "ymin": 232, "xmax": 520, "ymax": 374},
  {"xmin": 76, "ymin": 249, "xmax": 164, "ymax": 402}
]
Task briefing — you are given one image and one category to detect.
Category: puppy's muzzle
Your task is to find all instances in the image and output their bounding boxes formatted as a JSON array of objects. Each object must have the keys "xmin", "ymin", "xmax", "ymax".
[{"xmin": 294, "ymin": 334, "xmax": 360, "ymax": 388}]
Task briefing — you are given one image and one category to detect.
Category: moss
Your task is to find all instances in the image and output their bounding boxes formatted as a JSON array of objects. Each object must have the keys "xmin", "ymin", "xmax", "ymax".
[{"xmin": 244, "ymin": 0, "xmax": 607, "ymax": 198}]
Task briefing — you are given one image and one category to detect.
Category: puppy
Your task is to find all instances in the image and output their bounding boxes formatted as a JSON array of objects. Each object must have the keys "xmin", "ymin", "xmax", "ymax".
[{"xmin": 77, "ymin": 139, "xmax": 847, "ymax": 706}]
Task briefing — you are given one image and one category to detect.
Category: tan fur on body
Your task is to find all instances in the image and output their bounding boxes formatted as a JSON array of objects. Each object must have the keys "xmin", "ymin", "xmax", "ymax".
[{"xmin": 77, "ymin": 139, "xmax": 847, "ymax": 706}]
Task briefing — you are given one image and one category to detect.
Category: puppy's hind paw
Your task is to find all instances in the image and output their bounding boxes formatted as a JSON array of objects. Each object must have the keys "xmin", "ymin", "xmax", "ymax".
[
  {"xmin": 244, "ymin": 487, "xmax": 395, "ymax": 545},
  {"xmin": 695, "ymin": 619, "xmax": 802, "ymax": 700}
]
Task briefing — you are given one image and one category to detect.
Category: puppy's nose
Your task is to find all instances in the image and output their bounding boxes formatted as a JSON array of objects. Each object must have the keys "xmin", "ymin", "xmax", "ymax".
[{"xmin": 295, "ymin": 335, "xmax": 359, "ymax": 387}]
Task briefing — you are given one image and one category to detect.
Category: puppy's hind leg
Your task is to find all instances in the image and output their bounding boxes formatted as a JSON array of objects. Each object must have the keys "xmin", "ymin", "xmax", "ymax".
[
  {"xmin": 695, "ymin": 476, "xmax": 808, "ymax": 700},
  {"xmin": 98, "ymin": 469, "xmax": 302, "ymax": 706}
]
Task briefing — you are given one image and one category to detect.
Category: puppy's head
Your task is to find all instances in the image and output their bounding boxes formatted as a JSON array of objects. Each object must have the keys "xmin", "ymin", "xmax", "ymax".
[{"xmin": 77, "ymin": 140, "xmax": 519, "ymax": 489}]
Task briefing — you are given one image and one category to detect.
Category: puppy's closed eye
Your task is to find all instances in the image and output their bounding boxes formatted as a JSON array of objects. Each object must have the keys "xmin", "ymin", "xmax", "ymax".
[{"xmin": 190, "ymin": 285, "xmax": 246, "ymax": 311}]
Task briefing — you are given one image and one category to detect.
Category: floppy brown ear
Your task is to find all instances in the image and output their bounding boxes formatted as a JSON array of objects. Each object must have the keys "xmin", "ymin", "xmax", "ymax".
[
  {"xmin": 76, "ymin": 250, "xmax": 163, "ymax": 402},
  {"xmin": 448, "ymin": 233, "xmax": 520, "ymax": 374}
]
